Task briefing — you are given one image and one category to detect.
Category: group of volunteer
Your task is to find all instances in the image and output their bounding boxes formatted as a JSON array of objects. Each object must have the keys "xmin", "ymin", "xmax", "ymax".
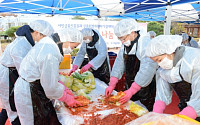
[
  {"xmin": 0, "ymin": 20, "xmax": 82, "ymax": 125},
  {"xmin": 0, "ymin": 19, "xmax": 110, "ymax": 125},
  {"xmin": 0, "ymin": 17, "xmax": 200, "ymax": 125}
]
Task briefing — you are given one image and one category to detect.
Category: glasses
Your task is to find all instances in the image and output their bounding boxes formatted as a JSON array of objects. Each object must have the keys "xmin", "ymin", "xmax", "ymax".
[{"xmin": 118, "ymin": 34, "xmax": 129, "ymax": 42}]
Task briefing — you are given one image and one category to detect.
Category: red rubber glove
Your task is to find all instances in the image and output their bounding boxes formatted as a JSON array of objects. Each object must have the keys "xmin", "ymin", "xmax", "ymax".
[
  {"xmin": 58, "ymin": 91, "xmax": 82, "ymax": 107},
  {"xmin": 119, "ymin": 82, "xmax": 141, "ymax": 104},
  {"xmin": 153, "ymin": 100, "xmax": 166, "ymax": 113},
  {"xmin": 80, "ymin": 63, "xmax": 92, "ymax": 73},
  {"xmin": 68, "ymin": 65, "xmax": 78, "ymax": 76},
  {"xmin": 105, "ymin": 77, "xmax": 119, "ymax": 97},
  {"xmin": 58, "ymin": 81, "xmax": 73, "ymax": 96},
  {"xmin": 179, "ymin": 106, "xmax": 197, "ymax": 119}
]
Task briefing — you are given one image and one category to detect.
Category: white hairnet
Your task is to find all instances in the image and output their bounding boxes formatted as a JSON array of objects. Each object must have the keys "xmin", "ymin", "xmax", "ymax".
[
  {"xmin": 182, "ymin": 33, "xmax": 189, "ymax": 41},
  {"xmin": 148, "ymin": 31, "xmax": 156, "ymax": 37},
  {"xmin": 57, "ymin": 28, "xmax": 83, "ymax": 43},
  {"xmin": 29, "ymin": 20, "xmax": 54, "ymax": 36},
  {"xmin": 114, "ymin": 18, "xmax": 139, "ymax": 37},
  {"xmin": 81, "ymin": 28, "xmax": 94, "ymax": 37},
  {"xmin": 146, "ymin": 35, "xmax": 182, "ymax": 57}
]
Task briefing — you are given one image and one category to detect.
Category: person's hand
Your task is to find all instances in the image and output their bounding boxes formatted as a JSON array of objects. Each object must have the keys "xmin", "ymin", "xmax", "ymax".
[
  {"xmin": 118, "ymin": 90, "xmax": 133, "ymax": 104},
  {"xmin": 105, "ymin": 86, "xmax": 115, "ymax": 97},
  {"xmin": 153, "ymin": 100, "xmax": 166, "ymax": 113},
  {"xmin": 68, "ymin": 65, "xmax": 78, "ymax": 76},
  {"xmin": 58, "ymin": 92, "xmax": 82, "ymax": 107},
  {"xmin": 105, "ymin": 77, "xmax": 119, "ymax": 97},
  {"xmin": 119, "ymin": 82, "xmax": 141, "ymax": 104},
  {"xmin": 58, "ymin": 81, "xmax": 74, "ymax": 96},
  {"xmin": 179, "ymin": 106, "xmax": 197, "ymax": 119},
  {"xmin": 65, "ymin": 94, "xmax": 82, "ymax": 107},
  {"xmin": 64, "ymin": 87, "xmax": 73, "ymax": 96},
  {"xmin": 80, "ymin": 63, "xmax": 92, "ymax": 73}
]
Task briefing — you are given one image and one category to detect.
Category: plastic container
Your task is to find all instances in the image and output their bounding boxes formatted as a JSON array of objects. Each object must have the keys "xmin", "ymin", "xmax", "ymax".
[
  {"xmin": 116, "ymin": 75, "xmax": 125, "ymax": 91},
  {"xmin": 108, "ymin": 52, "xmax": 117, "ymax": 71},
  {"xmin": 59, "ymin": 54, "xmax": 71, "ymax": 69},
  {"xmin": 108, "ymin": 52, "xmax": 125, "ymax": 91}
]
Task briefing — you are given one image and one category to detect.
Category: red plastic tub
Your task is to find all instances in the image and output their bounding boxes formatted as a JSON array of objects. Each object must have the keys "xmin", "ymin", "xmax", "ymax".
[{"xmin": 109, "ymin": 52, "xmax": 125, "ymax": 92}]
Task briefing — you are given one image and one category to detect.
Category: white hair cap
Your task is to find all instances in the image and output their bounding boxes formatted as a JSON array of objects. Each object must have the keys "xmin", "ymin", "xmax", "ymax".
[
  {"xmin": 114, "ymin": 18, "xmax": 139, "ymax": 37},
  {"xmin": 29, "ymin": 20, "xmax": 54, "ymax": 36},
  {"xmin": 182, "ymin": 33, "xmax": 189, "ymax": 41},
  {"xmin": 148, "ymin": 31, "xmax": 156, "ymax": 37},
  {"xmin": 57, "ymin": 28, "xmax": 83, "ymax": 43},
  {"xmin": 81, "ymin": 28, "xmax": 94, "ymax": 37},
  {"xmin": 146, "ymin": 35, "xmax": 182, "ymax": 57}
]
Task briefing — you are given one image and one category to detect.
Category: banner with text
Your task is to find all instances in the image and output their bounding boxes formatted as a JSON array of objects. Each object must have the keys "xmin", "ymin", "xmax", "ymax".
[{"xmin": 47, "ymin": 19, "xmax": 147, "ymax": 48}]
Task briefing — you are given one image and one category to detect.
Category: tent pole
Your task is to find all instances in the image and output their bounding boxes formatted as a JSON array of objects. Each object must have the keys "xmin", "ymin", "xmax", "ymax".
[{"xmin": 164, "ymin": 2, "xmax": 172, "ymax": 35}]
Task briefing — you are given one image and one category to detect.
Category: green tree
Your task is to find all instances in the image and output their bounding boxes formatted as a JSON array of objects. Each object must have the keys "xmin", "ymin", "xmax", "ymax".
[
  {"xmin": 5, "ymin": 26, "xmax": 20, "ymax": 38},
  {"xmin": 147, "ymin": 22, "xmax": 164, "ymax": 35},
  {"xmin": 0, "ymin": 31, "xmax": 6, "ymax": 36},
  {"xmin": 72, "ymin": 16, "xmax": 86, "ymax": 20},
  {"xmin": 171, "ymin": 22, "xmax": 186, "ymax": 35}
]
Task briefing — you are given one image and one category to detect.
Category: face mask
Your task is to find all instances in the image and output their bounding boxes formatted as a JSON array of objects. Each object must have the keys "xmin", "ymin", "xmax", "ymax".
[
  {"xmin": 63, "ymin": 46, "xmax": 72, "ymax": 54},
  {"xmin": 158, "ymin": 57, "xmax": 173, "ymax": 69},
  {"xmin": 123, "ymin": 40, "xmax": 131, "ymax": 47},
  {"xmin": 83, "ymin": 39, "xmax": 91, "ymax": 44}
]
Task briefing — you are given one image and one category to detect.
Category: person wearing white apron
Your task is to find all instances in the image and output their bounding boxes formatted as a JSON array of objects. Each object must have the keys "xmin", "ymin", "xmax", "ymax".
[
  {"xmin": 56, "ymin": 28, "xmax": 82, "ymax": 55},
  {"xmin": 146, "ymin": 35, "xmax": 200, "ymax": 121},
  {"xmin": 0, "ymin": 39, "xmax": 2, "ymax": 55},
  {"xmin": 148, "ymin": 31, "xmax": 156, "ymax": 39},
  {"xmin": 105, "ymin": 19, "xmax": 158, "ymax": 111},
  {"xmin": 181, "ymin": 33, "xmax": 198, "ymax": 48},
  {"xmin": 69, "ymin": 28, "xmax": 111, "ymax": 84},
  {"xmin": 0, "ymin": 25, "xmax": 34, "ymax": 124}
]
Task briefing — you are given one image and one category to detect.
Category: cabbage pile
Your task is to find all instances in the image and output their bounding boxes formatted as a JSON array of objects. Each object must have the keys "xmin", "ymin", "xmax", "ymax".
[{"xmin": 59, "ymin": 71, "xmax": 95, "ymax": 100}]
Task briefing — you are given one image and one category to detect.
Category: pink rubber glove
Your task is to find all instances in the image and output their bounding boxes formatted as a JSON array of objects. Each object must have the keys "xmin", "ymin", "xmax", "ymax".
[
  {"xmin": 179, "ymin": 106, "xmax": 197, "ymax": 119},
  {"xmin": 68, "ymin": 65, "xmax": 78, "ymax": 76},
  {"xmin": 58, "ymin": 91, "xmax": 82, "ymax": 107},
  {"xmin": 64, "ymin": 87, "xmax": 73, "ymax": 96},
  {"xmin": 119, "ymin": 82, "xmax": 141, "ymax": 104},
  {"xmin": 105, "ymin": 77, "xmax": 119, "ymax": 97},
  {"xmin": 58, "ymin": 81, "xmax": 73, "ymax": 96},
  {"xmin": 80, "ymin": 63, "xmax": 92, "ymax": 73},
  {"xmin": 153, "ymin": 100, "xmax": 166, "ymax": 113}
]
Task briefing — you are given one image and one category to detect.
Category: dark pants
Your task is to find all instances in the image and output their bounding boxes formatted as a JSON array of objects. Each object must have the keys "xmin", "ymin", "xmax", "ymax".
[
  {"xmin": 0, "ymin": 109, "xmax": 21, "ymax": 125},
  {"xmin": 0, "ymin": 109, "xmax": 8, "ymax": 125},
  {"xmin": 11, "ymin": 117, "xmax": 20, "ymax": 125}
]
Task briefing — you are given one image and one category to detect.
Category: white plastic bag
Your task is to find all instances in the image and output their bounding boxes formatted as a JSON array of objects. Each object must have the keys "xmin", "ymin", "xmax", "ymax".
[
  {"xmin": 197, "ymin": 39, "xmax": 200, "ymax": 48},
  {"xmin": 126, "ymin": 112, "xmax": 200, "ymax": 125}
]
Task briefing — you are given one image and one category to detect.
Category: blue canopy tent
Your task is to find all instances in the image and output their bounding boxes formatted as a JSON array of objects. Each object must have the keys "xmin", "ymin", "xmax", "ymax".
[
  {"xmin": 0, "ymin": 0, "xmax": 99, "ymax": 16},
  {"xmin": 108, "ymin": 2, "xmax": 200, "ymax": 22},
  {"xmin": 94, "ymin": 0, "xmax": 200, "ymax": 34},
  {"xmin": 0, "ymin": 0, "xmax": 200, "ymax": 34}
]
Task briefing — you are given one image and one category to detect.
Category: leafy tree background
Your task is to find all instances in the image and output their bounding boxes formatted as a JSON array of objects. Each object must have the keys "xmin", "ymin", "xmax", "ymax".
[
  {"xmin": 171, "ymin": 22, "xmax": 186, "ymax": 35},
  {"xmin": 72, "ymin": 16, "xmax": 86, "ymax": 20},
  {"xmin": 5, "ymin": 26, "xmax": 20, "ymax": 38},
  {"xmin": 147, "ymin": 21, "xmax": 164, "ymax": 35}
]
